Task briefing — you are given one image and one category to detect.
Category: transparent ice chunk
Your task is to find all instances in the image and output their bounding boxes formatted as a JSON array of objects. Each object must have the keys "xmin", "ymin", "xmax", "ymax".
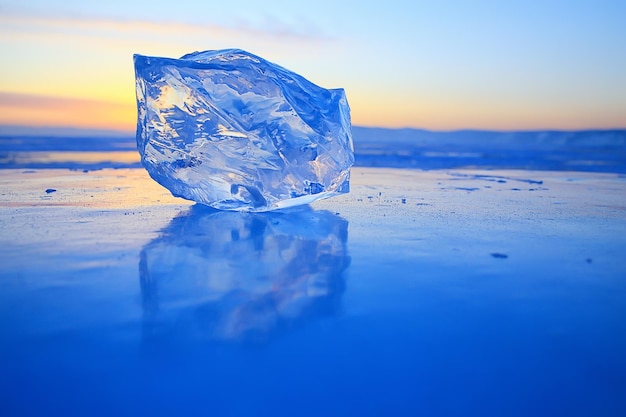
[{"xmin": 134, "ymin": 49, "xmax": 354, "ymax": 211}]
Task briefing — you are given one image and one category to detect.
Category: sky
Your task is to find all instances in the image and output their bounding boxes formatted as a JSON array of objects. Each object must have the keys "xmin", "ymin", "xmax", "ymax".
[{"xmin": 0, "ymin": 0, "xmax": 625, "ymax": 132}]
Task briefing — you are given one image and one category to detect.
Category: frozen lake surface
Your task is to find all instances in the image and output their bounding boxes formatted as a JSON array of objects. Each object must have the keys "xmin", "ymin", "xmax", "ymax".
[{"xmin": 1, "ymin": 167, "xmax": 625, "ymax": 416}]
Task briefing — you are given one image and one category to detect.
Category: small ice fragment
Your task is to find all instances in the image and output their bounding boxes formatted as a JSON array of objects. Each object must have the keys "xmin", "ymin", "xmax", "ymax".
[{"xmin": 134, "ymin": 49, "xmax": 354, "ymax": 212}]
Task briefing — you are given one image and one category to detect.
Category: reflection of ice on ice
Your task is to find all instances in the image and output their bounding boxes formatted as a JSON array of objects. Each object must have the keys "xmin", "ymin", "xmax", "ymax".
[{"xmin": 139, "ymin": 205, "xmax": 350, "ymax": 343}]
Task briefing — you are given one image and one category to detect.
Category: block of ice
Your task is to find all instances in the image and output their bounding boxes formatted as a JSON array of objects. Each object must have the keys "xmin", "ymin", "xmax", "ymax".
[{"xmin": 134, "ymin": 49, "xmax": 354, "ymax": 211}]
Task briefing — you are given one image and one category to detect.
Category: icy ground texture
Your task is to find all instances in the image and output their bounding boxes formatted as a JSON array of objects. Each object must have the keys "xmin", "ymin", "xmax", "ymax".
[{"xmin": 134, "ymin": 49, "xmax": 354, "ymax": 211}]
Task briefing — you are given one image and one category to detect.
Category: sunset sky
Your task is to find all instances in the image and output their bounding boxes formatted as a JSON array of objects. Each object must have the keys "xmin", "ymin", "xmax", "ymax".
[{"xmin": 0, "ymin": 0, "xmax": 625, "ymax": 132}]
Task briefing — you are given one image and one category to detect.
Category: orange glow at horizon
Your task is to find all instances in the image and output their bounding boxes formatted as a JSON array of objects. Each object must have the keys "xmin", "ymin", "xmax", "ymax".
[
  {"xmin": 0, "ymin": 92, "xmax": 136, "ymax": 132},
  {"xmin": 1, "ymin": 90, "xmax": 625, "ymax": 133}
]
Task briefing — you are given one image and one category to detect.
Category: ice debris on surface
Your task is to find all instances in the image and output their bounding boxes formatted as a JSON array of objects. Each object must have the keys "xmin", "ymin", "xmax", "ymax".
[{"xmin": 134, "ymin": 49, "xmax": 354, "ymax": 212}]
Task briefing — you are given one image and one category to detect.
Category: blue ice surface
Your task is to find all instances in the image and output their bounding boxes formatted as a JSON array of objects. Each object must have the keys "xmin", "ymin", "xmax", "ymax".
[
  {"xmin": 1, "ymin": 126, "xmax": 626, "ymax": 416},
  {"xmin": 1, "ymin": 198, "xmax": 626, "ymax": 416}
]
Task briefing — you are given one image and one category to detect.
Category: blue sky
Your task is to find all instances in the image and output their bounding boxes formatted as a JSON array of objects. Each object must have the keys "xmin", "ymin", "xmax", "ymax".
[{"xmin": 0, "ymin": 0, "xmax": 624, "ymax": 130}]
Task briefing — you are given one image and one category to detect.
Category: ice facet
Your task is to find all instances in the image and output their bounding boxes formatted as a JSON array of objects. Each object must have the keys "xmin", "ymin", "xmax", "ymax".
[{"xmin": 134, "ymin": 49, "xmax": 354, "ymax": 211}]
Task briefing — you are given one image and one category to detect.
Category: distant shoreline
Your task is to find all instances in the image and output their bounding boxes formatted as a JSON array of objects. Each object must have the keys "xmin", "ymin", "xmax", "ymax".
[
  {"xmin": 2, "ymin": 124, "xmax": 626, "ymax": 138},
  {"xmin": 2, "ymin": 125, "xmax": 625, "ymax": 173}
]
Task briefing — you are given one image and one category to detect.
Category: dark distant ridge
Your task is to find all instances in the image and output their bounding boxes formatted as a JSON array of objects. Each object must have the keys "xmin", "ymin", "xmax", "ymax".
[
  {"xmin": 2, "ymin": 125, "xmax": 625, "ymax": 151},
  {"xmin": 1, "ymin": 125, "xmax": 625, "ymax": 172},
  {"xmin": 352, "ymin": 127, "xmax": 626, "ymax": 172},
  {"xmin": 0, "ymin": 135, "xmax": 136, "ymax": 152},
  {"xmin": 0, "ymin": 125, "xmax": 133, "ymax": 138},
  {"xmin": 353, "ymin": 126, "xmax": 626, "ymax": 148},
  {"xmin": 0, "ymin": 125, "xmax": 135, "ymax": 152}
]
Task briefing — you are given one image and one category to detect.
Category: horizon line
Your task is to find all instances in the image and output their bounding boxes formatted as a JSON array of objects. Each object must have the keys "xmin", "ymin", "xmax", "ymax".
[{"xmin": 1, "ymin": 123, "xmax": 626, "ymax": 138}]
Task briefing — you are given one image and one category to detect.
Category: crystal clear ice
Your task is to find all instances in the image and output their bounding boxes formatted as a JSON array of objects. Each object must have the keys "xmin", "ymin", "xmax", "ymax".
[{"xmin": 134, "ymin": 49, "xmax": 354, "ymax": 211}]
